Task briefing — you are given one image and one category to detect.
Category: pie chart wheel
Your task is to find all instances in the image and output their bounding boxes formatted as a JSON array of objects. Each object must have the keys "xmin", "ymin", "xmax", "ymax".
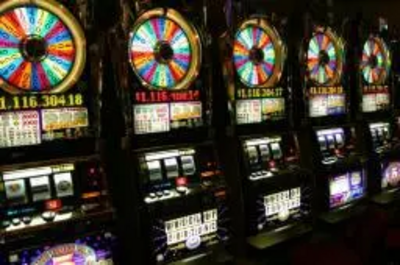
[
  {"xmin": 0, "ymin": 0, "xmax": 86, "ymax": 94},
  {"xmin": 128, "ymin": 8, "xmax": 202, "ymax": 90},
  {"xmin": 306, "ymin": 27, "xmax": 344, "ymax": 86},
  {"xmin": 233, "ymin": 17, "xmax": 285, "ymax": 88},
  {"xmin": 361, "ymin": 36, "xmax": 391, "ymax": 85}
]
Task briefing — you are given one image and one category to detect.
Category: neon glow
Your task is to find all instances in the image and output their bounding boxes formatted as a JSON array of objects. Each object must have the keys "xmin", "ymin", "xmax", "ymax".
[
  {"xmin": 382, "ymin": 162, "xmax": 400, "ymax": 189},
  {"xmin": 307, "ymin": 33, "xmax": 339, "ymax": 85},
  {"xmin": 129, "ymin": 17, "xmax": 192, "ymax": 89},
  {"xmin": 233, "ymin": 25, "xmax": 276, "ymax": 87},
  {"xmin": 0, "ymin": 6, "xmax": 77, "ymax": 92},
  {"xmin": 32, "ymin": 244, "xmax": 97, "ymax": 264}
]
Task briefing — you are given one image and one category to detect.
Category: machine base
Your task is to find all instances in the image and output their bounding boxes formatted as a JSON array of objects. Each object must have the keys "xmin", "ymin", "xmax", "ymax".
[
  {"xmin": 168, "ymin": 246, "xmax": 233, "ymax": 265},
  {"xmin": 319, "ymin": 204, "xmax": 367, "ymax": 224},
  {"xmin": 372, "ymin": 189, "xmax": 400, "ymax": 205},
  {"xmin": 247, "ymin": 223, "xmax": 312, "ymax": 250}
]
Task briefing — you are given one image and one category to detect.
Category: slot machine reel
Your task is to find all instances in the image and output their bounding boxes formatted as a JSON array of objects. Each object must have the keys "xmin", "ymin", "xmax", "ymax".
[
  {"xmin": 141, "ymin": 147, "xmax": 224, "ymax": 203},
  {"xmin": 243, "ymin": 135, "xmax": 300, "ymax": 181},
  {"xmin": 136, "ymin": 145, "xmax": 229, "ymax": 264}
]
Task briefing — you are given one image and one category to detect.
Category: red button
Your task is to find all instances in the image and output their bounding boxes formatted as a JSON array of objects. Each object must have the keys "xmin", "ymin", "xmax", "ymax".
[
  {"xmin": 176, "ymin": 177, "xmax": 188, "ymax": 187},
  {"xmin": 45, "ymin": 199, "xmax": 62, "ymax": 210},
  {"xmin": 269, "ymin": 161, "xmax": 276, "ymax": 168}
]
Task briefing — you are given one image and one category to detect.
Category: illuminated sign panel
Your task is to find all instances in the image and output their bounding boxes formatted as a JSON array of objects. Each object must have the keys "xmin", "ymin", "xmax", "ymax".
[
  {"xmin": 329, "ymin": 170, "xmax": 365, "ymax": 208},
  {"xmin": 309, "ymin": 87, "xmax": 346, "ymax": 117}
]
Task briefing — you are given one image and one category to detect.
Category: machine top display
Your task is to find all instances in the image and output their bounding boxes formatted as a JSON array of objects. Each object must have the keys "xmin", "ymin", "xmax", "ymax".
[
  {"xmin": 233, "ymin": 17, "xmax": 285, "ymax": 88},
  {"xmin": 306, "ymin": 27, "xmax": 344, "ymax": 86},
  {"xmin": 0, "ymin": 0, "xmax": 86, "ymax": 94},
  {"xmin": 129, "ymin": 8, "xmax": 202, "ymax": 90}
]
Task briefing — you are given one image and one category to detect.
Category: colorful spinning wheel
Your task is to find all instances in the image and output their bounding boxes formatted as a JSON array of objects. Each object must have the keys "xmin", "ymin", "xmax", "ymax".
[
  {"xmin": 233, "ymin": 18, "xmax": 285, "ymax": 88},
  {"xmin": 0, "ymin": 0, "xmax": 86, "ymax": 94},
  {"xmin": 361, "ymin": 37, "xmax": 391, "ymax": 85},
  {"xmin": 306, "ymin": 27, "xmax": 344, "ymax": 86},
  {"xmin": 129, "ymin": 8, "xmax": 201, "ymax": 90}
]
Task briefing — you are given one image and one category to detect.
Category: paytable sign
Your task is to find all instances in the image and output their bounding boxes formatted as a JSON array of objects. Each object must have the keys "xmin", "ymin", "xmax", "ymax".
[
  {"xmin": 41, "ymin": 107, "xmax": 89, "ymax": 131},
  {"xmin": 236, "ymin": 99, "xmax": 262, "ymax": 124},
  {"xmin": 362, "ymin": 93, "xmax": 390, "ymax": 113},
  {"xmin": 170, "ymin": 102, "xmax": 202, "ymax": 121},
  {"xmin": 0, "ymin": 110, "xmax": 41, "ymax": 147},
  {"xmin": 134, "ymin": 104, "xmax": 170, "ymax": 134},
  {"xmin": 309, "ymin": 94, "xmax": 346, "ymax": 117}
]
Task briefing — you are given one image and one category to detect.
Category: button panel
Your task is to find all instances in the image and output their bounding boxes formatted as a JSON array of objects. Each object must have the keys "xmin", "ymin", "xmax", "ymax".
[{"xmin": 0, "ymin": 159, "xmax": 108, "ymax": 232}]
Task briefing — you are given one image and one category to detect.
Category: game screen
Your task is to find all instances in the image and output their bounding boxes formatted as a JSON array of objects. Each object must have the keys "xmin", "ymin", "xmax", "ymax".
[
  {"xmin": 129, "ymin": 8, "xmax": 204, "ymax": 135},
  {"xmin": 329, "ymin": 170, "xmax": 366, "ymax": 208},
  {"xmin": 0, "ymin": 0, "xmax": 93, "ymax": 148},
  {"xmin": 7, "ymin": 231, "xmax": 116, "ymax": 264},
  {"xmin": 232, "ymin": 17, "xmax": 286, "ymax": 125},
  {"xmin": 151, "ymin": 205, "xmax": 229, "ymax": 264},
  {"xmin": 248, "ymin": 185, "xmax": 311, "ymax": 234},
  {"xmin": 306, "ymin": 27, "xmax": 346, "ymax": 118},
  {"xmin": 382, "ymin": 161, "xmax": 400, "ymax": 190},
  {"xmin": 263, "ymin": 188, "xmax": 301, "ymax": 224},
  {"xmin": 164, "ymin": 210, "xmax": 218, "ymax": 250},
  {"xmin": 360, "ymin": 37, "xmax": 391, "ymax": 113}
]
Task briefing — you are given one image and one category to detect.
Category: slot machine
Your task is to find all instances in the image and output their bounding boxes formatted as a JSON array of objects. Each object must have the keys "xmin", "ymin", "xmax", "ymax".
[
  {"xmin": 353, "ymin": 17, "xmax": 400, "ymax": 205},
  {"xmin": 109, "ymin": 0, "xmax": 230, "ymax": 264},
  {"xmin": 299, "ymin": 3, "xmax": 367, "ymax": 223},
  {"xmin": 219, "ymin": 0, "xmax": 313, "ymax": 253},
  {"xmin": 0, "ymin": 0, "xmax": 117, "ymax": 263}
]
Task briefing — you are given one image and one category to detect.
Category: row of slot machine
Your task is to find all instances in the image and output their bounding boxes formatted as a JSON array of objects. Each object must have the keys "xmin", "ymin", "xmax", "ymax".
[{"xmin": 0, "ymin": 0, "xmax": 399, "ymax": 264}]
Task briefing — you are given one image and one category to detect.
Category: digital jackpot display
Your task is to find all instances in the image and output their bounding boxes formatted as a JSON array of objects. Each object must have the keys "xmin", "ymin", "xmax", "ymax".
[
  {"xmin": 232, "ymin": 17, "xmax": 286, "ymax": 125},
  {"xmin": 305, "ymin": 27, "xmax": 346, "ymax": 118},
  {"xmin": 360, "ymin": 36, "xmax": 391, "ymax": 113},
  {"xmin": 0, "ymin": 0, "xmax": 91, "ymax": 148},
  {"xmin": 329, "ymin": 170, "xmax": 366, "ymax": 208},
  {"xmin": 129, "ymin": 8, "xmax": 204, "ymax": 135}
]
